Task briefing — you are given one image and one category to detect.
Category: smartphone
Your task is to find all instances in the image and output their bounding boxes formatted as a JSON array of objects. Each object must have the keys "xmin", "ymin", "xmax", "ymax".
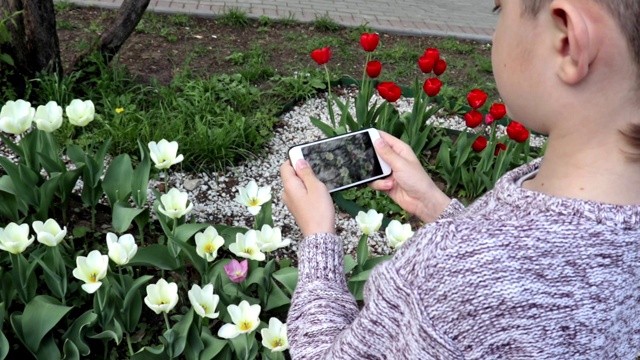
[{"xmin": 288, "ymin": 128, "xmax": 392, "ymax": 193}]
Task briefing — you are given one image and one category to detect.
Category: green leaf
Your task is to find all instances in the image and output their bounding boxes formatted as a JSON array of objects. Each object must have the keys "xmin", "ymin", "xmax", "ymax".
[
  {"xmin": 163, "ymin": 309, "xmax": 194, "ymax": 358},
  {"xmin": 72, "ymin": 226, "xmax": 91, "ymax": 239},
  {"xmin": 183, "ymin": 318, "xmax": 204, "ymax": 360},
  {"xmin": 132, "ymin": 140, "xmax": 152, "ymax": 207},
  {"xmin": 102, "ymin": 154, "xmax": 133, "ymax": 207},
  {"xmin": 112, "ymin": 201, "xmax": 146, "ymax": 233},
  {"xmin": 128, "ymin": 245, "xmax": 180, "ymax": 270},
  {"xmin": 356, "ymin": 234, "xmax": 369, "ymax": 267},
  {"xmin": 0, "ymin": 135, "xmax": 22, "ymax": 158},
  {"xmin": 363, "ymin": 255, "xmax": 392, "ymax": 271},
  {"xmin": 265, "ymin": 279, "xmax": 291, "ymax": 311},
  {"xmin": 0, "ymin": 330, "xmax": 8, "ymax": 360},
  {"xmin": 272, "ymin": 267, "xmax": 298, "ymax": 295},
  {"xmin": 344, "ymin": 255, "xmax": 357, "ymax": 274},
  {"xmin": 62, "ymin": 339, "xmax": 80, "ymax": 360},
  {"xmin": 88, "ymin": 318, "xmax": 123, "ymax": 344},
  {"xmin": 12, "ymin": 295, "xmax": 72, "ymax": 354},
  {"xmin": 169, "ymin": 235, "xmax": 205, "ymax": 276},
  {"xmin": 121, "ymin": 275, "xmax": 153, "ymax": 333},
  {"xmin": 254, "ymin": 200, "xmax": 273, "ymax": 229},
  {"xmin": 349, "ymin": 269, "xmax": 372, "ymax": 282},
  {"xmin": 0, "ymin": 53, "xmax": 13, "ymax": 66},
  {"xmin": 66, "ymin": 145, "xmax": 85, "ymax": 165},
  {"xmin": 62, "ymin": 310, "xmax": 98, "ymax": 356},
  {"xmin": 174, "ymin": 223, "xmax": 210, "ymax": 242},
  {"xmin": 246, "ymin": 267, "xmax": 266, "ymax": 289},
  {"xmin": 199, "ymin": 329, "xmax": 228, "ymax": 359},
  {"xmin": 35, "ymin": 176, "xmax": 61, "ymax": 220},
  {"xmin": 309, "ymin": 116, "xmax": 336, "ymax": 137},
  {"xmin": 131, "ymin": 345, "xmax": 169, "ymax": 360}
]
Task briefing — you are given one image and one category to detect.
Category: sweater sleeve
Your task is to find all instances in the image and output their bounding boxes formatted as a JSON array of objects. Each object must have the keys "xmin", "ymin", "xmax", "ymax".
[
  {"xmin": 287, "ymin": 233, "xmax": 463, "ymax": 359},
  {"xmin": 438, "ymin": 198, "xmax": 465, "ymax": 220}
]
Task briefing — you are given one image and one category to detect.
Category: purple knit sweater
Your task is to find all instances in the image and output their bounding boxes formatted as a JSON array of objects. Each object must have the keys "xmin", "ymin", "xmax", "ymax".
[{"xmin": 287, "ymin": 158, "xmax": 640, "ymax": 359}]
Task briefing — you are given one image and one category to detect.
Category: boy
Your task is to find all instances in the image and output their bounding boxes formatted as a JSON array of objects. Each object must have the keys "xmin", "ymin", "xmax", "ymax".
[{"xmin": 280, "ymin": 0, "xmax": 640, "ymax": 358}]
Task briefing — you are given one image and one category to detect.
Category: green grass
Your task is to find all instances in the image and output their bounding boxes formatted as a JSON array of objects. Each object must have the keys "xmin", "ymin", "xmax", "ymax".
[
  {"xmin": 53, "ymin": 0, "xmax": 75, "ymax": 12},
  {"xmin": 57, "ymin": 19, "xmax": 76, "ymax": 30},
  {"xmin": 218, "ymin": 7, "xmax": 249, "ymax": 27},
  {"xmin": 313, "ymin": 14, "xmax": 341, "ymax": 32}
]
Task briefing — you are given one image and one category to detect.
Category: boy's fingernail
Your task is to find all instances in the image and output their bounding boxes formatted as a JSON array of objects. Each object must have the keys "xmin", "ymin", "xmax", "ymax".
[
  {"xmin": 375, "ymin": 138, "xmax": 386, "ymax": 148},
  {"xmin": 296, "ymin": 159, "xmax": 309, "ymax": 169}
]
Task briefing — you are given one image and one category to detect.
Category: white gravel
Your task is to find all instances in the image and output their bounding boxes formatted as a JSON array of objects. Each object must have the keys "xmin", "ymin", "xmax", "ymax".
[{"xmin": 0, "ymin": 89, "xmax": 547, "ymax": 260}]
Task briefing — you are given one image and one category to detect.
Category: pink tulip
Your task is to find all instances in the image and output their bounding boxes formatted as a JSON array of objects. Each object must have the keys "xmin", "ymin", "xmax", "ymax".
[
  {"xmin": 485, "ymin": 113, "xmax": 495, "ymax": 126},
  {"xmin": 224, "ymin": 259, "xmax": 248, "ymax": 283}
]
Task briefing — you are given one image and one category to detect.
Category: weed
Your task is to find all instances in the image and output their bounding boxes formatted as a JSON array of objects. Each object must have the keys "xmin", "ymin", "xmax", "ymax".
[
  {"xmin": 258, "ymin": 15, "xmax": 272, "ymax": 27},
  {"xmin": 57, "ymin": 20, "xmax": 76, "ymax": 30},
  {"xmin": 170, "ymin": 13, "xmax": 190, "ymax": 27},
  {"xmin": 218, "ymin": 7, "xmax": 249, "ymax": 27},
  {"xmin": 54, "ymin": 0, "xmax": 75, "ymax": 12},
  {"xmin": 278, "ymin": 12, "xmax": 297, "ymax": 26},
  {"xmin": 225, "ymin": 52, "xmax": 246, "ymax": 65},
  {"xmin": 85, "ymin": 20, "xmax": 104, "ymax": 34},
  {"xmin": 472, "ymin": 53, "xmax": 493, "ymax": 74},
  {"xmin": 438, "ymin": 37, "xmax": 476, "ymax": 55},
  {"xmin": 313, "ymin": 14, "xmax": 341, "ymax": 32}
]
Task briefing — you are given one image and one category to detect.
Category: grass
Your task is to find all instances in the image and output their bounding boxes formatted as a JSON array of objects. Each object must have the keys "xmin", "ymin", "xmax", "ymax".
[
  {"xmin": 218, "ymin": 7, "xmax": 249, "ymax": 27},
  {"xmin": 313, "ymin": 14, "xmax": 341, "ymax": 32}
]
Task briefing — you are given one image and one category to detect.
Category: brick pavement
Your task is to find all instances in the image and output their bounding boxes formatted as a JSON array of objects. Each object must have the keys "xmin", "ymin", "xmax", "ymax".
[{"xmin": 68, "ymin": 0, "xmax": 497, "ymax": 42}]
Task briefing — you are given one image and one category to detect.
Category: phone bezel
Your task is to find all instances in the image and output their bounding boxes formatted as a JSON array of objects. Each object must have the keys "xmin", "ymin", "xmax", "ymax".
[{"xmin": 287, "ymin": 128, "xmax": 392, "ymax": 193}]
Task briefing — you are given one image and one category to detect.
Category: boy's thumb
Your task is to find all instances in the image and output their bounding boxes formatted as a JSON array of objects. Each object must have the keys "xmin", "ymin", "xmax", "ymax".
[
  {"xmin": 374, "ymin": 138, "xmax": 402, "ymax": 168},
  {"xmin": 295, "ymin": 159, "xmax": 319, "ymax": 184}
]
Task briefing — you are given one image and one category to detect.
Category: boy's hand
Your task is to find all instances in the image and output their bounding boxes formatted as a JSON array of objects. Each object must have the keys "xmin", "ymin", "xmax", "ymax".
[
  {"xmin": 370, "ymin": 131, "xmax": 451, "ymax": 223},
  {"xmin": 280, "ymin": 159, "xmax": 336, "ymax": 238}
]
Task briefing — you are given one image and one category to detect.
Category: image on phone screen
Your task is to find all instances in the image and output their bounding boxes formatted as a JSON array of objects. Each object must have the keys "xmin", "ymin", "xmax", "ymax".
[{"xmin": 301, "ymin": 132, "xmax": 384, "ymax": 191}]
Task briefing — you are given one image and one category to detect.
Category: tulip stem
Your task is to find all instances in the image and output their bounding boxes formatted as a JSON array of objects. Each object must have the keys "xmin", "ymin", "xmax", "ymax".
[
  {"xmin": 164, "ymin": 170, "xmax": 169, "ymax": 193},
  {"xmin": 244, "ymin": 333, "xmax": 250, "ymax": 360},
  {"xmin": 163, "ymin": 312, "xmax": 171, "ymax": 331},
  {"xmin": 323, "ymin": 65, "xmax": 336, "ymax": 129},
  {"xmin": 118, "ymin": 266, "xmax": 126, "ymax": 295},
  {"xmin": 126, "ymin": 332, "xmax": 134, "ymax": 356}
]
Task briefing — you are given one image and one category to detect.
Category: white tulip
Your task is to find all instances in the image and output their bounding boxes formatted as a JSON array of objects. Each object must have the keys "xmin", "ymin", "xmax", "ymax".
[
  {"xmin": 188, "ymin": 284, "xmax": 220, "ymax": 319},
  {"xmin": 33, "ymin": 101, "xmax": 63, "ymax": 132},
  {"xmin": 65, "ymin": 99, "xmax": 95, "ymax": 127},
  {"xmin": 32, "ymin": 219, "xmax": 67, "ymax": 247},
  {"xmin": 385, "ymin": 220, "xmax": 414, "ymax": 249},
  {"xmin": 106, "ymin": 233, "xmax": 138, "ymax": 265},
  {"xmin": 229, "ymin": 230, "xmax": 265, "ymax": 261},
  {"xmin": 158, "ymin": 188, "xmax": 193, "ymax": 219},
  {"xmin": 356, "ymin": 209, "xmax": 383, "ymax": 235},
  {"xmin": 261, "ymin": 318, "xmax": 289, "ymax": 352},
  {"xmin": 148, "ymin": 139, "xmax": 184, "ymax": 170},
  {"xmin": 0, "ymin": 223, "xmax": 34, "ymax": 254},
  {"xmin": 217, "ymin": 300, "xmax": 261, "ymax": 339},
  {"xmin": 144, "ymin": 278, "xmax": 179, "ymax": 314},
  {"xmin": 256, "ymin": 225, "xmax": 290, "ymax": 253},
  {"xmin": 195, "ymin": 226, "xmax": 225, "ymax": 262},
  {"xmin": 72, "ymin": 250, "xmax": 109, "ymax": 294},
  {"xmin": 0, "ymin": 99, "xmax": 35, "ymax": 134},
  {"xmin": 234, "ymin": 180, "xmax": 271, "ymax": 215}
]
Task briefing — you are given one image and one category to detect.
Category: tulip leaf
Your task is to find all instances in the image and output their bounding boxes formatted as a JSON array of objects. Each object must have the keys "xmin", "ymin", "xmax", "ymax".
[
  {"xmin": 344, "ymin": 255, "xmax": 357, "ymax": 274},
  {"xmin": 174, "ymin": 223, "xmax": 211, "ymax": 243},
  {"xmin": 128, "ymin": 245, "xmax": 180, "ymax": 270},
  {"xmin": 0, "ymin": 188, "xmax": 19, "ymax": 221},
  {"xmin": 0, "ymin": 158, "xmax": 38, "ymax": 206},
  {"xmin": 122, "ymin": 275, "xmax": 153, "ymax": 333},
  {"xmin": 62, "ymin": 310, "xmax": 98, "ymax": 356},
  {"xmin": 168, "ymin": 235, "xmax": 205, "ymax": 275},
  {"xmin": 112, "ymin": 201, "xmax": 146, "ymax": 233},
  {"xmin": 31, "ymin": 250, "xmax": 66, "ymax": 300},
  {"xmin": 254, "ymin": 200, "xmax": 273, "ymax": 229},
  {"xmin": 183, "ymin": 318, "xmax": 204, "ymax": 360},
  {"xmin": 246, "ymin": 267, "xmax": 266, "ymax": 289},
  {"xmin": 38, "ymin": 151, "xmax": 66, "ymax": 175},
  {"xmin": 163, "ymin": 308, "xmax": 194, "ymax": 358},
  {"xmin": 272, "ymin": 267, "xmax": 298, "ymax": 295},
  {"xmin": 102, "ymin": 154, "xmax": 133, "ymax": 208},
  {"xmin": 348, "ymin": 269, "xmax": 373, "ymax": 282},
  {"xmin": 0, "ymin": 330, "xmax": 8, "ymax": 360},
  {"xmin": 309, "ymin": 116, "xmax": 337, "ymax": 137},
  {"xmin": 199, "ymin": 329, "xmax": 228, "ymax": 360},
  {"xmin": 363, "ymin": 255, "xmax": 392, "ymax": 271},
  {"xmin": 36, "ymin": 175, "xmax": 61, "ymax": 220},
  {"xmin": 220, "ymin": 226, "xmax": 247, "ymax": 249},
  {"xmin": 62, "ymin": 339, "xmax": 80, "ymax": 360},
  {"xmin": 0, "ymin": 134, "xmax": 22, "ymax": 157},
  {"xmin": 131, "ymin": 345, "xmax": 169, "ymax": 360},
  {"xmin": 11, "ymin": 295, "xmax": 72, "ymax": 354},
  {"xmin": 88, "ymin": 318, "xmax": 123, "ymax": 344},
  {"xmin": 265, "ymin": 279, "xmax": 291, "ymax": 311},
  {"xmin": 65, "ymin": 145, "xmax": 85, "ymax": 165},
  {"xmin": 132, "ymin": 140, "xmax": 152, "ymax": 207},
  {"xmin": 356, "ymin": 234, "xmax": 369, "ymax": 267}
]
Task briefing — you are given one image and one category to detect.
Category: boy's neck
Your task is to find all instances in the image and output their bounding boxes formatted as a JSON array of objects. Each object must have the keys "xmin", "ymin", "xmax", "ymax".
[{"xmin": 522, "ymin": 136, "xmax": 640, "ymax": 206}]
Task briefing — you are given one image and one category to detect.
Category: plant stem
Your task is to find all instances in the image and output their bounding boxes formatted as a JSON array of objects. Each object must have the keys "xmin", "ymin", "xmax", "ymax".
[
  {"xmin": 163, "ymin": 312, "xmax": 171, "ymax": 331},
  {"xmin": 324, "ymin": 65, "xmax": 336, "ymax": 129},
  {"xmin": 126, "ymin": 332, "xmax": 135, "ymax": 356},
  {"xmin": 244, "ymin": 333, "xmax": 250, "ymax": 360},
  {"xmin": 164, "ymin": 169, "xmax": 168, "ymax": 193},
  {"xmin": 118, "ymin": 266, "xmax": 126, "ymax": 295},
  {"xmin": 137, "ymin": 221, "xmax": 145, "ymax": 247}
]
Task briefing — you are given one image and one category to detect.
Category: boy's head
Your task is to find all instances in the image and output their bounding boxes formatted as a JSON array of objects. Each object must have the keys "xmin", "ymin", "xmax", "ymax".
[{"xmin": 492, "ymin": 0, "xmax": 640, "ymax": 158}]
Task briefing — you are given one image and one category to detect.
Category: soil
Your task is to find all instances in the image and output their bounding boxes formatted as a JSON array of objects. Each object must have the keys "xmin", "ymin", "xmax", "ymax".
[{"xmin": 55, "ymin": 7, "xmax": 492, "ymax": 90}]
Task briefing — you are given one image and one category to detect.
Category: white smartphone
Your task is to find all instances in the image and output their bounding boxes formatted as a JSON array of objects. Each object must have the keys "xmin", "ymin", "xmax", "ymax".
[{"xmin": 288, "ymin": 128, "xmax": 392, "ymax": 193}]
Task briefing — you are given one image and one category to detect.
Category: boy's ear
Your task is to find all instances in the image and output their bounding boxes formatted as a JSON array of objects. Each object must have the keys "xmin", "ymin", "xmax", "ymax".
[{"xmin": 549, "ymin": 0, "xmax": 598, "ymax": 85}]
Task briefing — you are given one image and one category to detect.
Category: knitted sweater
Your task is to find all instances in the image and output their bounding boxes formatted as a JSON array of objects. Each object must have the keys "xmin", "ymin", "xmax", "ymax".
[{"xmin": 287, "ymin": 158, "xmax": 640, "ymax": 359}]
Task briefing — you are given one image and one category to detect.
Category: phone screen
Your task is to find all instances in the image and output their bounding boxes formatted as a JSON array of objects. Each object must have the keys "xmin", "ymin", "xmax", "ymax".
[{"xmin": 301, "ymin": 132, "xmax": 384, "ymax": 191}]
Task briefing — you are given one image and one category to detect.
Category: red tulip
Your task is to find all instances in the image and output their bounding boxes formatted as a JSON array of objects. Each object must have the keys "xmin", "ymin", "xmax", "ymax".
[
  {"xmin": 506, "ymin": 121, "xmax": 530, "ymax": 143},
  {"xmin": 484, "ymin": 113, "xmax": 495, "ymax": 126},
  {"xmin": 433, "ymin": 59, "xmax": 447, "ymax": 76},
  {"xmin": 423, "ymin": 48, "xmax": 440, "ymax": 63},
  {"xmin": 310, "ymin": 47, "xmax": 331, "ymax": 65},
  {"xmin": 467, "ymin": 89, "xmax": 488, "ymax": 109},
  {"xmin": 472, "ymin": 135, "xmax": 488, "ymax": 152},
  {"xmin": 464, "ymin": 110, "xmax": 483, "ymax": 128},
  {"xmin": 489, "ymin": 103, "xmax": 507, "ymax": 120},
  {"xmin": 423, "ymin": 77, "xmax": 442, "ymax": 97},
  {"xmin": 360, "ymin": 33, "xmax": 380, "ymax": 52},
  {"xmin": 494, "ymin": 142, "xmax": 507, "ymax": 156},
  {"xmin": 366, "ymin": 60, "xmax": 382, "ymax": 78},
  {"xmin": 377, "ymin": 82, "xmax": 402, "ymax": 102},
  {"xmin": 418, "ymin": 55, "xmax": 436, "ymax": 73}
]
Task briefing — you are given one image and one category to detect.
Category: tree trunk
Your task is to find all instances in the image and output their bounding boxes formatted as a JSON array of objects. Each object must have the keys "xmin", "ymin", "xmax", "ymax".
[
  {"xmin": 1, "ymin": 0, "xmax": 61, "ymax": 94},
  {"xmin": 71, "ymin": 0, "xmax": 151, "ymax": 73}
]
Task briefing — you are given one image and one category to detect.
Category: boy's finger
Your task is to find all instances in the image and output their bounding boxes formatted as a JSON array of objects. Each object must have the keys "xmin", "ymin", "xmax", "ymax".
[
  {"xmin": 374, "ymin": 137, "xmax": 405, "ymax": 169},
  {"xmin": 294, "ymin": 159, "xmax": 321, "ymax": 187}
]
